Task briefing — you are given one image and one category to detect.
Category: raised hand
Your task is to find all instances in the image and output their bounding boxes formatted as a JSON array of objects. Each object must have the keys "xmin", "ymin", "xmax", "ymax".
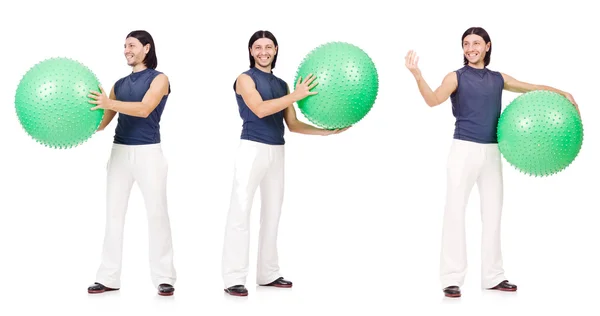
[
  {"xmin": 405, "ymin": 50, "xmax": 421, "ymax": 76},
  {"xmin": 292, "ymin": 74, "xmax": 318, "ymax": 101}
]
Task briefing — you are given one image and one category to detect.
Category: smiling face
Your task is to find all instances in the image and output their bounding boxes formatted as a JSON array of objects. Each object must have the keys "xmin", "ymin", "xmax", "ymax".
[
  {"xmin": 462, "ymin": 34, "xmax": 490, "ymax": 68},
  {"xmin": 250, "ymin": 37, "xmax": 277, "ymax": 71},
  {"xmin": 124, "ymin": 37, "xmax": 149, "ymax": 68}
]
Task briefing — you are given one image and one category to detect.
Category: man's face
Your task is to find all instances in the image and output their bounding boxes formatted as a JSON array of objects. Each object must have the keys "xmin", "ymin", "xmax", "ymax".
[
  {"xmin": 462, "ymin": 34, "xmax": 489, "ymax": 66},
  {"xmin": 124, "ymin": 37, "xmax": 149, "ymax": 67},
  {"xmin": 250, "ymin": 38, "xmax": 277, "ymax": 68}
]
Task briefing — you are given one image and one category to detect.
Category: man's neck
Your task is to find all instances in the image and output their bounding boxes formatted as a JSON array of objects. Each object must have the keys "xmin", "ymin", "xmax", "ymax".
[
  {"xmin": 468, "ymin": 62, "xmax": 485, "ymax": 69},
  {"xmin": 255, "ymin": 64, "xmax": 271, "ymax": 73},
  {"xmin": 132, "ymin": 64, "xmax": 148, "ymax": 73}
]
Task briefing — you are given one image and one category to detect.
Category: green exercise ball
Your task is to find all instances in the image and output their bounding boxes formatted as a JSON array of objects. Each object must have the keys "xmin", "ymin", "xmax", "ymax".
[
  {"xmin": 15, "ymin": 57, "xmax": 104, "ymax": 149},
  {"xmin": 497, "ymin": 90, "xmax": 583, "ymax": 177},
  {"xmin": 294, "ymin": 42, "xmax": 378, "ymax": 129}
]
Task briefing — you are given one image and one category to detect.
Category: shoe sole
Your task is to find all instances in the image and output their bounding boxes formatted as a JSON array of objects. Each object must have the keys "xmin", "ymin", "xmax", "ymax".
[
  {"xmin": 224, "ymin": 290, "xmax": 248, "ymax": 296},
  {"xmin": 88, "ymin": 290, "xmax": 104, "ymax": 294},
  {"xmin": 88, "ymin": 288, "xmax": 119, "ymax": 294},
  {"xmin": 444, "ymin": 293, "xmax": 461, "ymax": 298},
  {"xmin": 490, "ymin": 288, "xmax": 517, "ymax": 292},
  {"xmin": 158, "ymin": 291, "xmax": 174, "ymax": 296},
  {"xmin": 259, "ymin": 283, "xmax": 293, "ymax": 288}
]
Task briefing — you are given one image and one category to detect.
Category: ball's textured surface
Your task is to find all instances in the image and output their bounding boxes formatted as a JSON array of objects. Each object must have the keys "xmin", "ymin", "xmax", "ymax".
[
  {"xmin": 294, "ymin": 42, "xmax": 378, "ymax": 129},
  {"xmin": 15, "ymin": 57, "xmax": 104, "ymax": 149},
  {"xmin": 497, "ymin": 90, "xmax": 583, "ymax": 177}
]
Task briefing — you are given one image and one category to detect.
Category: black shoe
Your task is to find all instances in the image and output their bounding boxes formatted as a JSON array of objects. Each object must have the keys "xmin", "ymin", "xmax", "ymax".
[
  {"xmin": 443, "ymin": 285, "xmax": 461, "ymax": 298},
  {"xmin": 489, "ymin": 280, "xmax": 517, "ymax": 292},
  {"xmin": 260, "ymin": 277, "xmax": 292, "ymax": 288},
  {"xmin": 158, "ymin": 283, "xmax": 175, "ymax": 296},
  {"xmin": 87, "ymin": 282, "xmax": 119, "ymax": 294},
  {"xmin": 224, "ymin": 285, "xmax": 248, "ymax": 296}
]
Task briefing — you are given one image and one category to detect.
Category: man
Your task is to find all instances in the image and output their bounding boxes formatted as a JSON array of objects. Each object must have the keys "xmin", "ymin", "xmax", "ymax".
[
  {"xmin": 86, "ymin": 30, "xmax": 176, "ymax": 296},
  {"xmin": 222, "ymin": 30, "xmax": 349, "ymax": 297},
  {"xmin": 404, "ymin": 27, "xmax": 579, "ymax": 298}
]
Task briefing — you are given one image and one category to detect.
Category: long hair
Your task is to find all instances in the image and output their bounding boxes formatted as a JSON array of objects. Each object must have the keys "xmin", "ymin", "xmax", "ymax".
[
  {"xmin": 462, "ymin": 27, "xmax": 491, "ymax": 66},
  {"xmin": 126, "ymin": 30, "xmax": 157, "ymax": 69},
  {"xmin": 248, "ymin": 30, "xmax": 278, "ymax": 69}
]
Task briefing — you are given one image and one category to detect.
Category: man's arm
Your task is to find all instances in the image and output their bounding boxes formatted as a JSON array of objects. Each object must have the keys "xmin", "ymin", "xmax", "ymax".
[
  {"xmin": 236, "ymin": 73, "xmax": 317, "ymax": 118},
  {"xmin": 89, "ymin": 74, "xmax": 170, "ymax": 118},
  {"xmin": 96, "ymin": 85, "xmax": 117, "ymax": 131},
  {"xmin": 501, "ymin": 72, "xmax": 567, "ymax": 95},
  {"xmin": 405, "ymin": 50, "xmax": 457, "ymax": 107},
  {"xmin": 283, "ymin": 85, "xmax": 348, "ymax": 136},
  {"xmin": 283, "ymin": 105, "xmax": 348, "ymax": 135},
  {"xmin": 413, "ymin": 71, "xmax": 458, "ymax": 107},
  {"xmin": 501, "ymin": 73, "xmax": 579, "ymax": 112}
]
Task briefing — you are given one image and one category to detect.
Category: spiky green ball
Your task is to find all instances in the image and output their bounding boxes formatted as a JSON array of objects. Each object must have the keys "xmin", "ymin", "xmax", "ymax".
[
  {"xmin": 497, "ymin": 90, "xmax": 583, "ymax": 176},
  {"xmin": 15, "ymin": 57, "xmax": 104, "ymax": 149},
  {"xmin": 294, "ymin": 42, "xmax": 378, "ymax": 129}
]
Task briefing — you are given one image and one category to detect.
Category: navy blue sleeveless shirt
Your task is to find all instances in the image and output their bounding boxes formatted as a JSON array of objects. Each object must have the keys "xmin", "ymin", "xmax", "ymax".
[
  {"xmin": 113, "ymin": 68, "xmax": 170, "ymax": 145},
  {"xmin": 450, "ymin": 65, "xmax": 504, "ymax": 144},
  {"xmin": 234, "ymin": 67, "xmax": 288, "ymax": 145}
]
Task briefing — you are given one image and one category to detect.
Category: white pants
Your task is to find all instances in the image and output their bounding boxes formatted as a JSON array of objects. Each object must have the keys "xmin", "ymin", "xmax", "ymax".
[
  {"xmin": 222, "ymin": 140, "xmax": 285, "ymax": 288},
  {"xmin": 95, "ymin": 143, "xmax": 176, "ymax": 289},
  {"xmin": 440, "ymin": 139, "xmax": 506, "ymax": 289}
]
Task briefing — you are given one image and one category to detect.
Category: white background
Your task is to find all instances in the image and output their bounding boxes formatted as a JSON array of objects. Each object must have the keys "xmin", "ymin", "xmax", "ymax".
[{"xmin": 1, "ymin": 0, "xmax": 598, "ymax": 315}]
